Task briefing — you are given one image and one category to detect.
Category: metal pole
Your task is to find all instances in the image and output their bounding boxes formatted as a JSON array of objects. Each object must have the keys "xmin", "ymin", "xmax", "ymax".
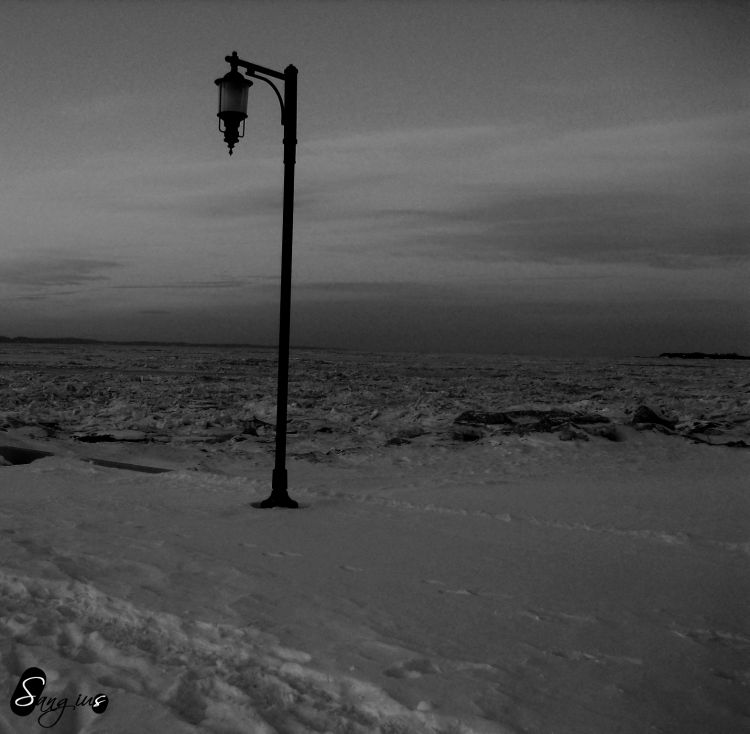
[{"xmin": 259, "ymin": 65, "xmax": 298, "ymax": 509}]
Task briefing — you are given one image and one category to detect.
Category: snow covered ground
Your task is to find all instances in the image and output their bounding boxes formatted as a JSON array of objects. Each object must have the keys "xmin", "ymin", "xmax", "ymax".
[{"xmin": 0, "ymin": 345, "xmax": 748, "ymax": 733}]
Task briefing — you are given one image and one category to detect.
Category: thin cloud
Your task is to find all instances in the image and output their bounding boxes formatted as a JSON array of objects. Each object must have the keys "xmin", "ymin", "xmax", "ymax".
[
  {"xmin": 112, "ymin": 280, "xmax": 252, "ymax": 290},
  {"xmin": 382, "ymin": 188, "xmax": 750, "ymax": 268},
  {"xmin": 0, "ymin": 256, "xmax": 121, "ymax": 287}
]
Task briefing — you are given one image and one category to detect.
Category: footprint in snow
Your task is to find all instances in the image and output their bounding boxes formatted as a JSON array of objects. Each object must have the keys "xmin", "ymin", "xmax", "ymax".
[
  {"xmin": 439, "ymin": 588, "xmax": 480, "ymax": 596},
  {"xmin": 262, "ymin": 550, "xmax": 302, "ymax": 559},
  {"xmin": 550, "ymin": 648, "xmax": 643, "ymax": 666},
  {"xmin": 424, "ymin": 579, "xmax": 477, "ymax": 595},
  {"xmin": 423, "ymin": 579, "xmax": 512, "ymax": 599},
  {"xmin": 520, "ymin": 608, "xmax": 598, "ymax": 625},
  {"xmin": 384, "ymin": 657, "xmax": 441, "ymax": 679}
]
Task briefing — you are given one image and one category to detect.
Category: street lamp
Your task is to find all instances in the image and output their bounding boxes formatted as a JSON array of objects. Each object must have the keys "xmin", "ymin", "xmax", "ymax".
[{"xmin": 215, "ymin": 51, "xmax": 299, "ymax": 509}]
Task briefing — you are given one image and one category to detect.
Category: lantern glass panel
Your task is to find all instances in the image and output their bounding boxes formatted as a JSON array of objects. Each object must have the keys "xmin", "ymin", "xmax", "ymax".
[
  {"xmin": 220, "ymin": 81, "xmax": 249, "ymax": 115},
  {"xmin": 217, "ymin": 70, "xmax": 250, "ymax": 117}
]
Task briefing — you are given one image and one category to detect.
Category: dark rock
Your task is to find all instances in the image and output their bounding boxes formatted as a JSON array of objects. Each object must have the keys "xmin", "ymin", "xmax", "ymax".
[
  {"xmin": 73, "ymin": 430, "xmax": 148, "ymax": 442},
  {"xmin": 202, "ymin": 432, "xmax": 236, "ymax": 444},
  {"xmin": 242, "ymin": 417, "xmax": 274, "ymax": 436},
  {"xmin": 0, "ymin": 445, "xmax": 55, "ymax": 465},
  {"xmin": 395, "ymin": 425, "xmax": 426, "ymax": 439},
  {"xmin": 386, "ymin": 436, "xmax": 411, "ymax": 446},
  {"xmin": 558, "ymin": 425, "xmax": 589, "ymax": 441},
  {"xmin": 631, "ymin": 405, "xmax": 676, "ymax": 430},
  {"xmin": 685, "ymin": 421, "xmax": 723, "ymax": 436},
  {"xmin": 533, "ymin": 414, "xmax": 569, "ymax": 432},
  {"xmin": 505, "ymin": 409, "xmax": 572, "ymax": 420},
  {"xmin": 569, "ymin": 413, "xmax": 611, "ymax": 425},
  {"xmin": 455, "ymin": 411, "xmax": 514, "ymax": 426},
  {"xmin": 581, "ymin": 423, "xmax": 622, "ymax": 441},
  {"xmin": 452, "ymin": 425, "xmax": 484, "ymax": 441}
]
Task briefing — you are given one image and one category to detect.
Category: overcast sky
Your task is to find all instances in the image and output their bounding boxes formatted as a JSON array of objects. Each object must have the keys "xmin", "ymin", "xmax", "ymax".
[{"xmin": 0, "ymin": 0, "xmax": 747, "ymax": 356}]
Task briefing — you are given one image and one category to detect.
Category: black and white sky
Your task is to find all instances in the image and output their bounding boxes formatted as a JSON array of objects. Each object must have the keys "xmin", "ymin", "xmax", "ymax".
[{"xmin": 1, "ymin": 0, "xmax": 747, "ymax": 356}]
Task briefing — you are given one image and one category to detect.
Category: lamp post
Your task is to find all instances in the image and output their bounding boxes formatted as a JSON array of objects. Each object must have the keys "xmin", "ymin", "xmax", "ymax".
[{"xmin": 215, "ymin": 51, "xmax": 299, "ymax": 509}]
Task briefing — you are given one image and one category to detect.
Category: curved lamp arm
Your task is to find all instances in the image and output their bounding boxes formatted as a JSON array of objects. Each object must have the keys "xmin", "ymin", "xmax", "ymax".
[{"xmin": 247, "ymin": 73, "xmax": 285, "ymax": 125}]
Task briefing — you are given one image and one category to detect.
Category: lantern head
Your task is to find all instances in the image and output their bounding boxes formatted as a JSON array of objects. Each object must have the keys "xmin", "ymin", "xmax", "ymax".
[{"xmin": 215, "ymin": 68, "xmax": 252, "ymax": 155}]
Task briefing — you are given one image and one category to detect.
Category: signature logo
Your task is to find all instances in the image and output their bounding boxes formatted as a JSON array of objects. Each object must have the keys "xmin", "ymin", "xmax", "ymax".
[{"xmin": 10, "ymin": 667, "xmax": 108, "ymax": 728}]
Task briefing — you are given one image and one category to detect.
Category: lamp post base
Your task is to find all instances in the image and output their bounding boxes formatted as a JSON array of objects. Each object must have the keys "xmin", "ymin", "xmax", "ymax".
[
  {"xmin": 251, "ymin": 493, "xmax": 299, "ymax": 509},
  {"xmin": 251, "ymin": 469, "xmax": 299, "ymax": 508}
]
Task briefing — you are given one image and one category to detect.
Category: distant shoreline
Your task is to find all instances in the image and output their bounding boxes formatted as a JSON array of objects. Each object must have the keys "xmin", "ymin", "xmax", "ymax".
[
  {"xmin": 0, "ymin": 336, "xmax": 316, "ymax": 350},
  {"xmin": 0, "ymin": 335, "xmax": 262, "ymax": 348},
  {"xmin": 1, "ymin": 337, "xmax": 748, "ymax": 360},
  {"xmin": 658, "ymin": 352, "xmax": 750, "ymax": 361}
]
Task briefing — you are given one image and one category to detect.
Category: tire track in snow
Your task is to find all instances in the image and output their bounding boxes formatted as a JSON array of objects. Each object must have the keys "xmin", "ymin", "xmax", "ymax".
[{"xmin": 303, "ymin": 488, "xmax": 750, "ymax": 556}]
